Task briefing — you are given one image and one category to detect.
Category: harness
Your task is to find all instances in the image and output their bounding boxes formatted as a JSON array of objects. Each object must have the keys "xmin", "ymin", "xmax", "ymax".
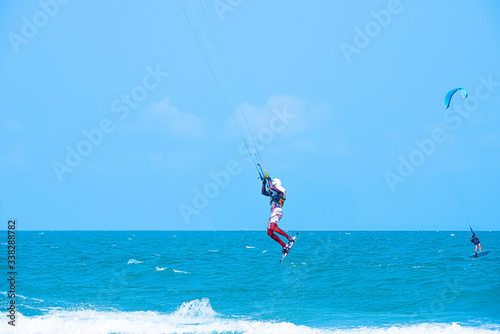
[{"xmin": 269, "ymin": 190, "xmax": 286, "ymax": 207}]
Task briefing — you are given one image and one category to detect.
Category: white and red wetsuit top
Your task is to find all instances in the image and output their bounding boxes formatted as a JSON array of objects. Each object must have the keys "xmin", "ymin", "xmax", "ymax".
[{"xmin": 262, "ymin": 179, "xmax": 286, "ymax": 229}]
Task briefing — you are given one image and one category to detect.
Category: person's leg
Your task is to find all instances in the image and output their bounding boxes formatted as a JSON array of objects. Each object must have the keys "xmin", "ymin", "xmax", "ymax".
[
  {"xmin": 270, "ymin": 206, "xmax": 290, "ymax": 240},
  {"xmin": 268, "ymin": 224, "xmax": 286, "ymax": 248},
  {"xmin": 479, "ymin": 243, "xmax": 481, "ymax": 252},
  {"xmin": 475, "ymin": 244, "xmax": 478, "ymax": 252},
  {"xmin": 273, "ymin": 224, "xmax": 290, "ymax": 240}
]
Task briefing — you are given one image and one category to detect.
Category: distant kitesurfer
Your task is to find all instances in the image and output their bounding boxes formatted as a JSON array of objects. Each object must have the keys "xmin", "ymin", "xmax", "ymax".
[
  {"xmin": 470, "ymin": 228, "xmax": 481, "ymax": 257},
  {"xmin": 262, "ymin": 177, "xmax": 294, "ymax": 255}
]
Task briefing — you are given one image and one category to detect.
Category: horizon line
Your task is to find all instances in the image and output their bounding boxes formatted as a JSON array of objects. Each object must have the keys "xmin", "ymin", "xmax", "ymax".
[{"xmin": 4, "ymin": 229, "xmax": 498, "ymax": 232}]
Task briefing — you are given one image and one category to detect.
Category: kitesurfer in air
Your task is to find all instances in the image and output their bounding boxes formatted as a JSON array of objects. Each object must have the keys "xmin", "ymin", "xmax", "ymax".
[
  {"xmin": 262, "ymin": 177, "xmax": 294, "ymax": 255},
  {"xmin": 470, "ymin": 228, "xmax": 481, "ymax": 257}
]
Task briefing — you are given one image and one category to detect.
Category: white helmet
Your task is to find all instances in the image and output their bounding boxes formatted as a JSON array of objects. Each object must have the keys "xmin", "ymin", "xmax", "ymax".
[{"xmin": 272, "ymin": 178, "xmax": 286, "ymax": 193}]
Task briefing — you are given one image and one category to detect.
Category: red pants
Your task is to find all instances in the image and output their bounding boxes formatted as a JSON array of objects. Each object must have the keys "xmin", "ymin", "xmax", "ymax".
[{"xmin": 267, "ymin": 223, "xmax": 290, "ymax": 248}]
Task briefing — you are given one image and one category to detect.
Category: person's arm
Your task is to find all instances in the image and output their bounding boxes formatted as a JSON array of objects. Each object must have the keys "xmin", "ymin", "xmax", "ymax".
[
  {"xmin": 261, "ymin": 179, "xmax": 270, "ymax": 196},
  {"xmin": 267, "ymin": 179, "xmax": 284, "ymax": 198}
]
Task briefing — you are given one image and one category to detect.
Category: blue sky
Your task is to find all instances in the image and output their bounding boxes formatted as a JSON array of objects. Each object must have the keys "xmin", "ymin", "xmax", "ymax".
[{"xmin": 1, "ymin": 0, "xmax": 499, "ymax": 231}]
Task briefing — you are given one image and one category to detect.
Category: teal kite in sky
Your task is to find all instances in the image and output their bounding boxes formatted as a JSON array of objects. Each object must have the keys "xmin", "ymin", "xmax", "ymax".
[{"xmin": 444, "ymin": 88, "xmax": 468, "ymax": 109}]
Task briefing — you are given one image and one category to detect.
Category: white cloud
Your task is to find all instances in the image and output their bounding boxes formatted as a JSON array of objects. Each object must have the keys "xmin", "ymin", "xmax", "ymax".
[
  {"xmin": 149, "ymin": 97, "xmax": 205, "ymax": 139},
  {"xmin": 227, "ymin": 95, "xmax": 336, "ymax": 136},
  {"xmin": 149, "ymin": 149, "xmax": 201, "ymax": 171},
  {"xmin": 226, "ymin": 95, "xmax": 311, "ymax": 138},
  {"xmin": 223, "ymin": 95, "xmax": 342, "ymax": 156}
]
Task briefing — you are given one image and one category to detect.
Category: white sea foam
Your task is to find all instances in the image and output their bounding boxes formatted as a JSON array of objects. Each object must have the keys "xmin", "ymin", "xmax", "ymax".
[
  {"xmin": 16, "ymin": 294, "xmax": 44, "ymax": 302},
  {"xmin": 208, "ymin": 249, "xmax": 218, "ymax": 252},
  {"xmin": 127, "ymin": 259, "xmax": 143, "ymax": 264},
  {"xmin": 2, "ymin": 304, "xmax": 498, "ymax": 334},
  {"xmin": 245, "ymin": 246, "xmax": 255, "ymax": 249},
  {"xmin": 156, "ymin": 266, "xmax": 167, "ymax": 271},
  {"xmin": 173, "ymin": 269, "xmax": 191, "ymax": 274}
]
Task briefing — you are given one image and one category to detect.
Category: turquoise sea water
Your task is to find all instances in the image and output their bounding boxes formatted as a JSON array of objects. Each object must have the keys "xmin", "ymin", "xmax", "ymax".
[{"xmin": 1, "ymin": 231, "xmax": 499, "ymax": 333}]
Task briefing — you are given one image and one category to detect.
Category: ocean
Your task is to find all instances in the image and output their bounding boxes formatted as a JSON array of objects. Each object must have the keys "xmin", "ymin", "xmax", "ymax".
[{"xmin": 1, "ymin": 231, "xmax": 499, "ymax": 334}]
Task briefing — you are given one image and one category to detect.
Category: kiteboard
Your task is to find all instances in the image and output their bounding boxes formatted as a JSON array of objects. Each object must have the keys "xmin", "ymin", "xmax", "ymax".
[
  {"xmin": 469, "ymin": 250, "xmax": 491, "ymax": 258},
  {"xmin": 280, "ymin": 236, "xmax": 296, "ymax": 262}
]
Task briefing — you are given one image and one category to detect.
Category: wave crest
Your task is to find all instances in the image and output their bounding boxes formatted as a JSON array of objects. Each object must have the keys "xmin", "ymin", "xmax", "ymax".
[
  {"xmin": 2, "ymin": 301, "xmax": 499, "ymax": 334},
  {"xmin": 173, "ymin": 298, "xmax": 217, "ymax": 320}
]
